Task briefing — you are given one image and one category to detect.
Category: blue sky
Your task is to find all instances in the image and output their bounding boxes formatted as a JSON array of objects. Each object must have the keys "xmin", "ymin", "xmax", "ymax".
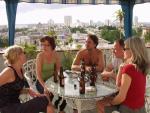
[{"xmin": 0, "ymin": 1, "xmax": 150, "ymax": 25}]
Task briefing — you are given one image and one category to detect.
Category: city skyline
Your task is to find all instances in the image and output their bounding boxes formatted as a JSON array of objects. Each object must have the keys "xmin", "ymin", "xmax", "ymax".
[{"xmin": 0, "ymin": 1, "xmax": 150, "ymax": 25}]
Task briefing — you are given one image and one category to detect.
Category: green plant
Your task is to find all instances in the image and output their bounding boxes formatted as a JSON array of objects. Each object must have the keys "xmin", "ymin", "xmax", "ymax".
[
  {"xmin": 132, "ymin": 27, "xmax": 142, "ymax": 37},
  {"xmin": 21, "ymin": 43, "xmax": 37, "ymax": 59},
  {"xmin": 61, "ymin": 50, "xmax": 76, "ymax": 70},
  {"xmin": 100, "ymin": 26, "xmax": 123, "ymax": 43},
  {"xmin": 76, "ymin": 44, "xmax": 82, "ymax": 49},
  {"xmin": 144, "ymin": 32, "xmax": 150, "ymax": 43},
  {"xmin": 0, "ymin": 36, "xmax": 8, "ymax": 47}
]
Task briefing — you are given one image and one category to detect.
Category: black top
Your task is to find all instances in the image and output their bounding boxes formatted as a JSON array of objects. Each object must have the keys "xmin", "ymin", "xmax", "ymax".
[{"xmin": 0, "ymin": 66, "xmax": 24, "ymax": 108}]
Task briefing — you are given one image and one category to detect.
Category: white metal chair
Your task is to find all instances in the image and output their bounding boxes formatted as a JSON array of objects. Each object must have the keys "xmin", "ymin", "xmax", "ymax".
[
  {"xmin": 23, "ymin": 59, "xmax": 37, "ymax": 90},
  {"xmin": 19, "ymin": 59, "xmax": 37, "ymax": 103}
]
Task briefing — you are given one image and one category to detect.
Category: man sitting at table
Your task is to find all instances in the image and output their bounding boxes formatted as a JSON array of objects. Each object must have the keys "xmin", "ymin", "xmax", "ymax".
[
  {"xmin": 71, "ymin": 34, "xmax": 104, "ymax": 72},
  {"xmin": 101, "ymin": 39, "xmax": 124, "ymax": 80}
]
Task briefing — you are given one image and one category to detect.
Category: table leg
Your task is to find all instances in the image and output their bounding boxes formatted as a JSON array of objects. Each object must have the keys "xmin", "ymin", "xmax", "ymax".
[{"xmin": 77, "ymin": 100, "xmax": 82, "ymax": 113}]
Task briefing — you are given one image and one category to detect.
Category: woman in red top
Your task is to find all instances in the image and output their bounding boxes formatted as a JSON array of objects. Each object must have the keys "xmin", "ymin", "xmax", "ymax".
[{"xmin": 97, "ymin": 37, "xmax": 149, "ymax": 113}]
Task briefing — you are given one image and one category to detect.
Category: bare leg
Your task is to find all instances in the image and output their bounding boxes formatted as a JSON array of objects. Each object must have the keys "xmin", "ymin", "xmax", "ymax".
[
  {"xmin": 59, "ymin": 111, "xmax": 65, "ymax": 113},
  {"xmin": 73, "ymin": 109, "xmax": 78, "ymax": 113},
  {"xmin": 47, "ymin": 103, "xmax": 55, "ymax": 113},
  {"xmin": 96, "ymin": 101, "xmax": 105, "ymax": 113}
]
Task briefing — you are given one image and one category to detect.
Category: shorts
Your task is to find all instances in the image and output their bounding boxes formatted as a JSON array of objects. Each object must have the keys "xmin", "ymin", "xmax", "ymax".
[{"xmin": 105, "ymin": 105, "xmax": 146, "ymax": 113}]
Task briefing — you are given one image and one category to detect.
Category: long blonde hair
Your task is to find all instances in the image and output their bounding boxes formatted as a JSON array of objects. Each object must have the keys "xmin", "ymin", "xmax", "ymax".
[
  {"xmin": 125, "ymin": 37, "xmax": 149, "ymax": 75},
  {"xmin": 3, "ymin": 45, "xmax": 24, "ymax": 65}
]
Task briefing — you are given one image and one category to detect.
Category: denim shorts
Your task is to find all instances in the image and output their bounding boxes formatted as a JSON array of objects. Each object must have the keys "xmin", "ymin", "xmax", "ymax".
[{"xmin": 105, "ymin": 104, "xmax": 146, "ymax": 113}]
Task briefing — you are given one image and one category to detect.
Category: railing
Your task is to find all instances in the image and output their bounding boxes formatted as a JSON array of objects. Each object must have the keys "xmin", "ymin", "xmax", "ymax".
[{"xmin": 1, "ymin": 47, "xmax": 150, "ymax": 72}]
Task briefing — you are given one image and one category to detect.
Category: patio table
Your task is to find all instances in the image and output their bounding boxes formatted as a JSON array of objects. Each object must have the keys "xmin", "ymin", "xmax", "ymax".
[{"xmin": 45, "ymin": 71, "xmax": 118, "ymax": 113}]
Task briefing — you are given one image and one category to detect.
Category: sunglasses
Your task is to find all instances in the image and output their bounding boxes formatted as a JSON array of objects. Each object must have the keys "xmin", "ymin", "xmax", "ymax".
[
  {"xmin": 123, "ymin": 48, "xmax": 130, "ymax": 51},
  {"xmin": 23, "ymin": 51, "xmax": 26, "ymax": 54}
]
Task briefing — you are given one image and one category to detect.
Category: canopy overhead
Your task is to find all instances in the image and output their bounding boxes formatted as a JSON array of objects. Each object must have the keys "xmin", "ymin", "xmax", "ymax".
[
  {"xmin": 2, "ymin": 0, "xmax": 150, "ymax": 45},
  {"xmin": 14, "ymin": 0, "xmax": 150, "ymax": 4}
]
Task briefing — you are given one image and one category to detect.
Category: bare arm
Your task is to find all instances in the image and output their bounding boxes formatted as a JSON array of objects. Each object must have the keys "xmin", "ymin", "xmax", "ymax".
[
  {"xmin": 71, "ymin": 51, "xmax": 82, "ymax": 71},
  {"xmin": 97, "ymin": 51, "xmax": 105, "ymax": 72},
  {"xmin": 111, "ymin": 73, "xmax": 131, "ymax": 105},
  {"xmin": 0, "ymin": 67, "xmax": 15, "ymax": 86},
  {"xmin": 36, "ymin": 53, "xmax": 45, "ymax": 88},
  {"xmin": 55, "ymin": 52, "xmax": 61, "ymax": 72}
]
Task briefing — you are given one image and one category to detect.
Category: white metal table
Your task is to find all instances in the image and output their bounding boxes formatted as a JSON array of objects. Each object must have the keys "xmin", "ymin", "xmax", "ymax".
[{"xmin": 45, "ymin": 71, "xmax": 118, "ymax": 113}]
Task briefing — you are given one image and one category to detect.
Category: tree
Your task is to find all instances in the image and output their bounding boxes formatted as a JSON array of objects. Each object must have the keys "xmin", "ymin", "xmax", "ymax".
[
  {"xmin": 46, "ymin": 27, "xmax": 57, "ymax": 37},
  {"xmin": 0, "ymin": 36, "xmax": 8, "ymax": 47},
  {"xmin": 100, "ymin": 26, "xmax": 123, "ymax": 43},
  {"xmin": 132, "ymin": 27, "xmax": 142, "ymax": 37},
  {"xmin": 70, "ymin": 27, "xmax": 86, "ymax": 33},
  {"xmin": 115, "ymin": 9, "xmax": 124, "ymax": 38},
  {"xmin": 144, "ymin": 32, "xmax": 150, "ymax": 43}
]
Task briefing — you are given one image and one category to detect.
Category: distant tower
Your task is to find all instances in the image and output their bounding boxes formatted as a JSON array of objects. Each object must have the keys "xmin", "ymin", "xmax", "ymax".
[
  {"xmin": 105, "ymin": 19, "xmax": 110, "ymax": 26},
  {"xmin": 90, "ymin": 20, "xmax": 94, "ymax": 26},
  {"xmin": 48, "ymin": 19, "xmax": 55, "ymax": 26},
  {"xmin": 134, "ymin": 16, "xmax": 138, "ymax": 27},
  {"xmin": 64, "ymin": 16, "xmax": 72, "ymax": 26}
]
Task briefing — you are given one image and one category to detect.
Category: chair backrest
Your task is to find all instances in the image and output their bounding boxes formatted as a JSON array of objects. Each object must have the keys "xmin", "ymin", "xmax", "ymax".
[{"xmin": 23, "ymin": 59, "xmax": 37, "ymax": 87}]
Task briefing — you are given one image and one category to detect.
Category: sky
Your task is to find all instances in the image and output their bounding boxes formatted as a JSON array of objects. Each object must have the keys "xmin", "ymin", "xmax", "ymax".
[{"xmin": 0, "ymin": 1, "xmax": 150, "ymax": 25}]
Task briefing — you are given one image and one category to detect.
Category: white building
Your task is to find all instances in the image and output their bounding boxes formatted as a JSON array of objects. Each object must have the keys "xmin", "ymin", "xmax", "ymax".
[
  {"xmin": 72, "ymin": 32, "xmax": 110, "ymax": 49},
  {"xmin": 64, "ymin": 16, "xmax": 72, "ymax": 27},
  {"xmin": 134, "ymin": 16, "xmax": 139, "ymax": 27},
  {"xmin": 15, "ymin": 36, "xmax": 31, "ymax": 45}
]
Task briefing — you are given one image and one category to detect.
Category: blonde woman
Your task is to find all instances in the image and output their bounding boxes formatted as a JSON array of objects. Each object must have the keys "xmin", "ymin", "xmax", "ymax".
[
  {"xmin": 0, "ymin": 45, "xmax": 54, "ymax": 113},
  {"xmin": 97, "ymin": 37, "xmax": 149, "ymax": 113}
]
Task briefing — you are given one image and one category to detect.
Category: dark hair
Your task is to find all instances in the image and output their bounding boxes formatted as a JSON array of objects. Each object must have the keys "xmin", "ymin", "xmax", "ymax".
[
  {"xmin": 116, "ymin": 39, "xmax": 124, "ymax": 48},
  {"xmin": 40, "ymin": 36, "xmax": 56, "ymax": 50},
  {"xmin": 88, "ymin": 34, "xmax": 99, "ymax": 48}
]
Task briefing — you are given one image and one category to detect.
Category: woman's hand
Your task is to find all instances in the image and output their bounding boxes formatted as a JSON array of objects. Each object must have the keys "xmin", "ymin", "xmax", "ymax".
[
  {"xmin": 44, "ymin": 87, "xmax": 54, "ymax": 101},
  {"xmin": 44, "ymin": 87, "xmax": 49, "ymax": 95},
  {"xmin": 101, "ymin": 70, "xmax": 114, "ymax": 81},
  {"xmin": 28, "ymin": 88, "xmax": 41, "ymax": 97}
]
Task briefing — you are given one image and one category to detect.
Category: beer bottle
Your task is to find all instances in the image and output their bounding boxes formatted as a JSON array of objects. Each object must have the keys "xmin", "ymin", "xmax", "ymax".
[
  {"xmin": 59, "ymin": 66, "xmax": 64, "ymax": 87},
  {"xmin": 53, "ymin": 63, "xmax": 58, "ymax": 83},
  {"xmin": 81, "ymin": 59, "xmax": 85, "ymax": 74},
  {"xmin": 79, "ymin": 70, "xmax": 85, "ymax": 94},
  {"xmin": 90, "ymin": 65, "xmax": 97, "ymax": 86}
]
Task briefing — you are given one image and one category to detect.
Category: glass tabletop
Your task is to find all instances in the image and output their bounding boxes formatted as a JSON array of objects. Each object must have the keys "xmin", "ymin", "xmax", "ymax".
[{"xmin": 45, "ymin": 71, "xmax": 118, "ymax": 100}]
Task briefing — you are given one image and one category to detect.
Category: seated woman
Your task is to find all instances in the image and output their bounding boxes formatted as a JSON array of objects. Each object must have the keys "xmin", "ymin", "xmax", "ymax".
[
  {"xmin": 36, "ymin": 36, "xmax": 66, "ymax": 113},
  {"xmin": 0, "ymin": 45, "xmax": 54, "ymax": 113},
  {"xmin": 71, "ymin": 34, "xmax": 104, "ymax": 72},
  {"xmin": 97, "ymin": 37, "xmax": 149, "ymax": 113}
]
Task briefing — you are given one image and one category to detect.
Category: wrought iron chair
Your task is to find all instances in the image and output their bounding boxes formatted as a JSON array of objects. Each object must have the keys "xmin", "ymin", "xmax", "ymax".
[
  {"xmin": 19, "ymin": 59, "xmax": 37, "ymax": 103},
  {"xmin": 23, "ymin": 59, "xmax": 37, "ymax": 89}
]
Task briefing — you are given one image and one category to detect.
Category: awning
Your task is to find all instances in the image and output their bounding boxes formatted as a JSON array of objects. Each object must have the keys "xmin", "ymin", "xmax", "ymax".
[
  {"xmin": 2, "ymin": 0, "xmax": 150, "ymax": 45},
  {"xmin": 17, "ymin": 0, "xmax": 150, "ymax": 4}
]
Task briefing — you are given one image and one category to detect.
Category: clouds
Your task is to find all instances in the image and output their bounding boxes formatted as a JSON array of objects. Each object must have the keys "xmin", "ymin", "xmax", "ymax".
[
  {"xmin": 0, "ymin": 1, "xmax": 150, "ymax": 25},
  {"xmin": 17, "ymin": 3, "xmax": 80, "ymax": 13},
  {"xmin": 15, "ymin": 4, "xmax": 121, "ymax": 24}
]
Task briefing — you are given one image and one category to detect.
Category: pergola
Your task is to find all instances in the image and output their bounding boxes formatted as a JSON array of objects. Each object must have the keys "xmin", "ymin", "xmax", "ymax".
[{"xmin": 2, "ymin": 0, "xmax": 150, "ymax": 45}]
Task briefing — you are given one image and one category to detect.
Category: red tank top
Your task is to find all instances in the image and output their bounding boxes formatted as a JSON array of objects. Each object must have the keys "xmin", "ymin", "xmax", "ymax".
[{"xmin": 122, "ymin": 64, "xmax": 146, "ymax": 109}]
